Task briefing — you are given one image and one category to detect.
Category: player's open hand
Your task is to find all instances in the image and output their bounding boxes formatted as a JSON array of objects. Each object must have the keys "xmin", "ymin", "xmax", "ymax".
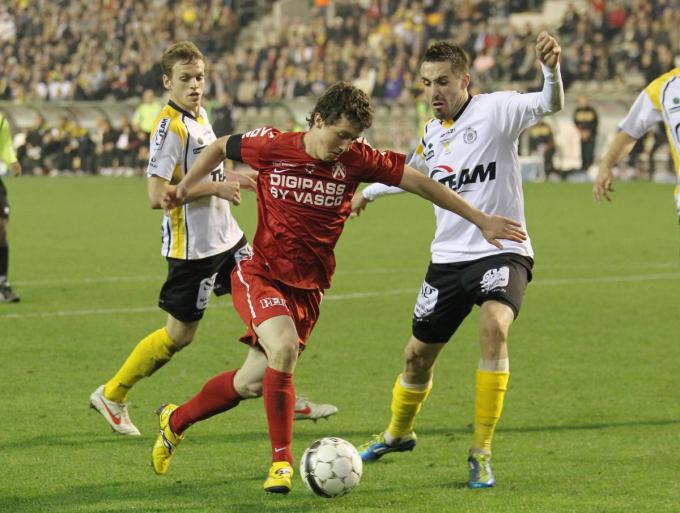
[
  {"xmin": 10, "ymin": 161, "xmax": 22, "ymax": 177},
  {"xmin": 350, "ymin": 192, "xmax": 371, "ymax": 218},
  {"xmin": 593, "ymin": 164, "xmax": 614, "ymax": 203},
  {"xmin": 215, "ymin": 180, "xmax": 241, "ymax": 206},
  {"xmin": 480, "ymin": 214, "xmax": 527, "ymax": 249},
  {"xmin": 536, "ymin": 31, "xmax": 561, "ymax": 69},
  {"xmin": 227, "ymin": 170, "xmax": 257, "ymax": 192}
]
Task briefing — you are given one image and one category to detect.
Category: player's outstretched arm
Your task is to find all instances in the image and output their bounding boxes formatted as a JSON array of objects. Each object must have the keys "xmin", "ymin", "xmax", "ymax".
[
  {"xmin": 350, "ymin": 183, "xmax": 405, "ymax": 217},
  {"xmin": 593, "ymin": 131, "xmax": 638, "ymax": 203},
  {"xmin": 398, "ymin": 166, "xmax": 527, "ymax": 249},
  {"xmin": 163, "ymin": 135, "xmax": 234, "ymax": 209}
]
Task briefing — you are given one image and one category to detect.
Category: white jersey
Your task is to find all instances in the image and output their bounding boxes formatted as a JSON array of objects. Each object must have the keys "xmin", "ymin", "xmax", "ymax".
[
  {"xmin": 406, "ymin": 91, "xmax": 556, "ymax": 263},
  {"xmin": 362, "ymin": 64, "xmax": 563, "ymax": 263},
  {"xmin": 618, "ymin": 67, "xmax": 680, "ymax": 213},
  {"xmin": 147, "ymin": 101, "xmax": 243, "ymax": 260}
]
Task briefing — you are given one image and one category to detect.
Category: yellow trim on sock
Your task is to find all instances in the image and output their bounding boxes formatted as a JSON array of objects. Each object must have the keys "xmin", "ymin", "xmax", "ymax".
[
  {"xmin": 104, "ymin": 327, "xmax": 177, "ymax": 402},
  {"xmin": 472, "ymin": 369, "xmax": 509, "ymax": 453},
  {"xmin": 386, "ymin": 374, "xmax": 432, "ymax": 439}
]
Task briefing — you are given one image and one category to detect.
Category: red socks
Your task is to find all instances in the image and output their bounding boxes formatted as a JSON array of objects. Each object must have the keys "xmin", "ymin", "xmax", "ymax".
[
  {"xmin": 263, "ymin": 367, "xmax": 295, "ymax": 464},
  {"xmin": 170, "ymin": 369, "xmax": 242, "ymax": 434}
]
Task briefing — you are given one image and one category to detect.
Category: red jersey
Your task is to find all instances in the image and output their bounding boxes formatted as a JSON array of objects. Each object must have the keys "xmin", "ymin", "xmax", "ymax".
[{"xmin": 237, "ymin": 127, "xmax": 405, "ymax": 290}]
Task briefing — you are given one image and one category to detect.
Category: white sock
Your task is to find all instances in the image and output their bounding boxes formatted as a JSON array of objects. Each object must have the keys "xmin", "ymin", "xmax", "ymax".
[{"xmin": 478, "ymin": 358, "xmax": 509, "ymax": 372}]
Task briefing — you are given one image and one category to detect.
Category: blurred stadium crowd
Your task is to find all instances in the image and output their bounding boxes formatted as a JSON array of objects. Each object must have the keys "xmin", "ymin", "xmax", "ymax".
[{"xmin": 0, "ymin": 0, "xmax": 678, "ymax": 176}]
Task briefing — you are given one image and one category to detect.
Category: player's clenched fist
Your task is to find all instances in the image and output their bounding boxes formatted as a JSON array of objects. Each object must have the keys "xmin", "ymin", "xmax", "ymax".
[
  {"xmin": 161, "ymin": 184, "xmax": 186, "ymax": 212},
  {"xmin": 215, "ymin": 180, "xmax": 241, "ymax": 205},
  {"xmin": 536, "ymin": 31, "xmax": 561, "ymax": 69}
]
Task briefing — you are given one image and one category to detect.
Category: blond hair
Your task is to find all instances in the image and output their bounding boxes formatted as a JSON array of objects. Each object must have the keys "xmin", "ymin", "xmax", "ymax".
[{"xmin": 161, "ymin": 41, "xmax": 205, "ymax": 77}]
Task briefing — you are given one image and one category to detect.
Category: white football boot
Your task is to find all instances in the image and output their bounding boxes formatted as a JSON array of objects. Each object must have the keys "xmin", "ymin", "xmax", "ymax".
[
  {"xmin": 89, "ymin": 385, "xmax": 141, "ymax": 436},
  {"xmin": 294, "ymin": 396, "xmax": 338, "ymax": 421}
]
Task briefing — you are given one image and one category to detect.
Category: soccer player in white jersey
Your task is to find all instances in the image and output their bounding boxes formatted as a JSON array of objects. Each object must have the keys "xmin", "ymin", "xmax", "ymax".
[
  {"xmin": 89, "ymin": 41, "xmax": 337, "ymax": 436},
  {"xmin": 354, "ymin": 33, "xmax": 564, "ymax": 488},
  {"xmin": 594, "ymin": 67, "xmax": 680, "ymax": 221}
]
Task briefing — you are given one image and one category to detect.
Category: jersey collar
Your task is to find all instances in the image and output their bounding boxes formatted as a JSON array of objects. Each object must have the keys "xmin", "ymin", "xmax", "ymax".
[
  {"xmin": 168, "ymin": 99, "xmax": 198, "ymax": 120},
  {"xmin": 440, "ymin": 94, "xmax": 473, "ymax": 127}
]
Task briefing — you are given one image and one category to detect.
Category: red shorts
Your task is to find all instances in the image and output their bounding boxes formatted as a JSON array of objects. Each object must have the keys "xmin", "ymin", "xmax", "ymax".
[{"xmin": 230, "ymin": 256, "xmax": 322, "ymax": 349}]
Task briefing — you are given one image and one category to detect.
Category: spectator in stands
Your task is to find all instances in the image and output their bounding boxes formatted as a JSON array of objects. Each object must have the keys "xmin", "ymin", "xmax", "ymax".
[
  {"xmin": 573, "ymin": 95, "xmax": 599, "ymax": 172},
  {"xmin": 115, "ymin": 115, "xmax": 143, "ymax": 175},
  {"xmin": 211, "ymin": 92, "xmax": 236, "ymax": 137},
  {"xmin": 44, "ymin": 116, "xmax": 76, "ymax": 175},
  {"xmin": 19, "ymin": 115, "xmax": 48, "ymax": 175},
  {"xmin": 526, "ymin": 119, "xmax": 558, "ymax": 180},
  {"xmin": 94, "ymin": 118, "xmax": 120, "ymax": 175},
  {"xmin": 132, "ymin": 90, "xmax": 163, "ymax": 135}
]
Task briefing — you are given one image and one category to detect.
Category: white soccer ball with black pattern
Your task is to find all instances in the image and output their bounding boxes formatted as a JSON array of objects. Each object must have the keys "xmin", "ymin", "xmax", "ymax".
[{"xmin": 299, "ymin": 437, "xmax": 363, "ymax": 498}]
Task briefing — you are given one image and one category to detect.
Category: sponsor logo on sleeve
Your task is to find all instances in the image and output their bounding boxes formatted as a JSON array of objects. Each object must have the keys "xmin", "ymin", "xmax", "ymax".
[{"xmin": 153, "ymin": 118, "xmax": 170, "ymax": 151}]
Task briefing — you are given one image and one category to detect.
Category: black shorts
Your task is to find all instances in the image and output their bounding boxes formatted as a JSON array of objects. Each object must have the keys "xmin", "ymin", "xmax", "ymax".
[
  {"xmin": 0, "ymin": 178, "xmax": 9, "ymax": 219},
  {"xmin": 158, "ymin": 236, "xmax": 251, "ymax": 322},
  {"xmin": 412, "ymin": 253, "xmax": 533, "ymax": 344}
]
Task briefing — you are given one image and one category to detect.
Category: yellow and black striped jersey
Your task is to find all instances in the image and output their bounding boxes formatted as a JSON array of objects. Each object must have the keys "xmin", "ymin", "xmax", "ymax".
[
  {"xmin": 619, "ymin": 67, "xmax": 680, "ymax": 212},
  {"xmin": 146, "ymin": 101, "xmax": 243, "ymax": 259}
]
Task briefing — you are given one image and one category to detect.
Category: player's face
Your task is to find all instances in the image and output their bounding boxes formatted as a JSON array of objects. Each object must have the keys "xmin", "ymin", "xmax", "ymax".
[
  {"xmin": 420, "ymin": 61, "xmax": 470, "ymax": 120},
  {"xmin": 163, "ymin": 59, "xmax": 205, "ymax": 116},
  {"xmin": 312, "ymin": 114, "xmax": 363, "ymax": 161}
]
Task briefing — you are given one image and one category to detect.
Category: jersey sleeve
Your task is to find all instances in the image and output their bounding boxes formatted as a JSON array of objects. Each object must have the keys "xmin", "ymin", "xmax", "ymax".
[
  {"xmin": 146, "ymin": 117, "xmax": 184, "ymax": 181},
  {"xmin": 355, "ymin": 142, "xmax": 405, "ymax": 186},
  {"xmin": 407, "ymin": 146, "xmax": 429, "ymax": 175},
  {"xmin": 238, "ymin": 126, "xmax": 281, "ymax": 170},
  {"xmin": 618, "ymin": 89, "xmax": 662, "ymax": 139}
]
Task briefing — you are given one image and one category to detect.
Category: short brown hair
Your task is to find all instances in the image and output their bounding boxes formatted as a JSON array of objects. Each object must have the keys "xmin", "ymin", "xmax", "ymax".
[
  {"xmin": 423, "ymin": 42, "xmax": 469, "ymax": 76},
  {"xmin": 307, "ymin": 82, "xmax": 374, "ymax": 130},
  {"xmin": 161, "ymin": 41, "xmax": 205, "ymax": 77}
]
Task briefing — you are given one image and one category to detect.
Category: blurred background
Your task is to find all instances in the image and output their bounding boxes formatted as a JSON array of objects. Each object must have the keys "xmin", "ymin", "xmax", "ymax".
[{"xmin": 0, "ymin": 0, "xmax": 678, "ymax": 182}]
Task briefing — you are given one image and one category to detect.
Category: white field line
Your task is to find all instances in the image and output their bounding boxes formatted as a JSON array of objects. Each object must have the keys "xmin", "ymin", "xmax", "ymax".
[
  {"xmin": 10, "ymin": 260, "xmax": 680, "ymax": 287},
  {"xmin": 1, "ymin": 272, "xmax": 679, "ymax": 321}
]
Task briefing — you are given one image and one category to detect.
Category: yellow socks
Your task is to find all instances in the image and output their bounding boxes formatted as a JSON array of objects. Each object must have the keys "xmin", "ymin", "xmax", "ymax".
[
  {"xmin": 104, "ymin": 327, "xmax": 178, "ymax": 402},
  {"xmin": 386, "ymin": 374, "xmax": 432, "ymax": 439},
  {"xmin": 472, "ymin": 369, "xmax": 509, "ymax": 453}
]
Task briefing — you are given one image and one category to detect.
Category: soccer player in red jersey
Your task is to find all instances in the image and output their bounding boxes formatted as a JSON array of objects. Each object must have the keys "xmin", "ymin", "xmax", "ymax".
[{"xmin": 152, "ymin": 82, "xmax": 527, "ymax": 494}]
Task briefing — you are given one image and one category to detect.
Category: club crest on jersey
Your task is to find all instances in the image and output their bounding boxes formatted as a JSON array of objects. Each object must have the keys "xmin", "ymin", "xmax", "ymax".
[
  {"xmin": 463, "ymin": 128, "xmax": 477, "ymax": 144},
  {"xmin": 332, "ymin": 161, "xmax": 346, "ymax": 180}
]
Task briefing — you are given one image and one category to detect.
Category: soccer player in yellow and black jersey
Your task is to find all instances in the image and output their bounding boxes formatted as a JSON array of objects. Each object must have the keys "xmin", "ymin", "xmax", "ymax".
[
  {"xmin": 90, "ymin": 41, "xmax": 336, "ymax": 436},
  {"xmin": 594, "ymin": 67, "xmax": 680, "ymax": 221}
]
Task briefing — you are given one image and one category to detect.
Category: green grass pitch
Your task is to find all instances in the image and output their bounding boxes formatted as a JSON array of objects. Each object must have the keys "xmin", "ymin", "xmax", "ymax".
[{"xmin": 1, "ymin": 176, "xmax": 679, "ymax": 512}]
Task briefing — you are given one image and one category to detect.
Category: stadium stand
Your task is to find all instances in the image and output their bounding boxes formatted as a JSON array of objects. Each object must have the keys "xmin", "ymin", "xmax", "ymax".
[{"xmin": 0, "ymin": 0, "xmax": 677, "ymax": 178}]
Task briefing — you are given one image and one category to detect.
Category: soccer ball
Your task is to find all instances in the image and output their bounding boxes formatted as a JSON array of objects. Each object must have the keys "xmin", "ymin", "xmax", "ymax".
[{"xmin": 299, "ymin": 437, "xmax": 363, "ymax": 498}]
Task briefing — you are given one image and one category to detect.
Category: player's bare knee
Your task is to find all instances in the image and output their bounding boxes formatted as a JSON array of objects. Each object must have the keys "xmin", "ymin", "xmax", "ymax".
[
  {"xmin": 238, "ymin": 380, "xmax": 263, "ymax": 399},
  {"xmin": 404, "ymin": 344, "xmax": 434, "ymax": 374},
  {"xmin": 266, "ymin": 336, "xmax": 299, "ymax": 370},
  {"xmin": 480, "ymin": 316, "xmax": 509, "ymax": 345}
]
